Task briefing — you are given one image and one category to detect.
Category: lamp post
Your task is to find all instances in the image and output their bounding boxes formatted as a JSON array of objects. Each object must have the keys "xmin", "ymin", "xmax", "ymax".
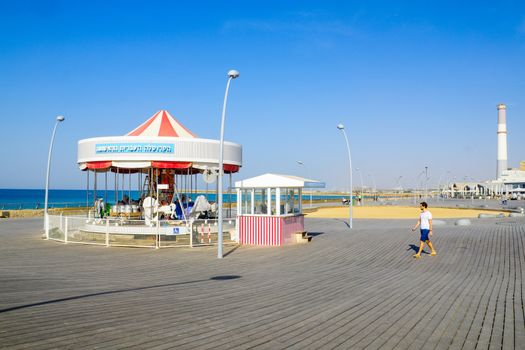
[
  {"xmin": 356, "ymin": 168, "xmax": 364, "ymax": 206},
  {"xmin": 297, "ymin": 161, "xmax": 313, "ymax": 208},
  {"xmin": 368, "ymin": 173, "xmax": 377, "ymax": 198},
  {"xmin": 337, "ymin": 123, "xmax": 353, "ymax": 229},
  {"xmin": 415, "ymin": 170, "xmax": 425, "ymax": 205},
  {"xmin": 395, "ymin": 175, "xmax": 403, "ymax": 201},
  {"xmin": 445, "ymin": 172, "xmax": 454, "ymax": 200},
  {"xmin": 424, "ymin": 166, "xmax": 428, "ymax": 200},
  {"xmin": 437, "ymin": 170, "xmax": 450, "ymax": 202},
  {"xmin": 218, "ymin": 69, "xmax": 239, "ymax": 259},
  {"xmin": 467, "ymin": 176, "xmax": 476, "ymax": 204},
  {"xmin": 44, "ymin": 115, "xmax": 65, "ymax": 238}
]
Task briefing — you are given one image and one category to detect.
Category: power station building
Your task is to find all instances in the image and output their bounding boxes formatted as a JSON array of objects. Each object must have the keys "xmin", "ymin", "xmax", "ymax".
[{"xmin": 445, "ymin": 104, "xmax": 525, "ymax": 199}]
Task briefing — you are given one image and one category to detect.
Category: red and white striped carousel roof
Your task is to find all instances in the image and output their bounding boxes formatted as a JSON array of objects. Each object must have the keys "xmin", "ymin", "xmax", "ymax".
[{"xmin": 126, "ymin": 110, "xmax": 197, "ymax": 138}]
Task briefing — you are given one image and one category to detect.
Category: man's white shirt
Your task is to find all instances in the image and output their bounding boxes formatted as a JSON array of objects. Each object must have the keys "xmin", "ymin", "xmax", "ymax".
[{"xmin": 420, "ymin": 210, "xmax": 432, "ymax": 230}]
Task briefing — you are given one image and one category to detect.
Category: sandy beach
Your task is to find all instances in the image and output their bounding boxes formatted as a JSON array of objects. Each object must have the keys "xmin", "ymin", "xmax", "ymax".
[{"xmin": 306, "ymin": 205, "xmax": 508, "ymax": 219}]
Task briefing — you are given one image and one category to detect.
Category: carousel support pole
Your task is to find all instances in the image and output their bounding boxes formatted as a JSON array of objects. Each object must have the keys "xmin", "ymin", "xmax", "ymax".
[
  {"xmin": 44, "ymin": 115, "xmax": 65, "ymax": 237},
  {"xmin": 218, "ymin": 69, "xmax": 240, "ymax": 259},
  {"xmin": 114, "ymin": 170, "xmax": 117, "ymax": 205},
  {"xmin": 86, "ymin": 171, "xmax": 90, "ymax": 214},
  {"xmin": 156, "ymin": 184, "xmax": 160, "ymax": 249},
  {"xmin": 187, "ymin": 168, "xmax": 190, "ymax": 202},
  {"xmin": 116, "ymin": 168, "xmax": 119, "ymax": 204},
  {"xmin": 229, "ymin": 173, "xmax": 232, "ymax": 218},
  {"xmin": 94, "ymin": 169, "xmax": 97, "ymax": 206},
  {"xmin": 148, "ymin": 168, "xmax": 153, "ymax": 196},
  {"xmin": 173, "ymin": 178, "xmax": 188, "ymax": 222},
  {"xmin": 128, "ymin": 169, "xmax": 131, "ymax": 202},
  {"xmin": 105, "ymin": 171, "xmax": 108, "ymax": 209}
]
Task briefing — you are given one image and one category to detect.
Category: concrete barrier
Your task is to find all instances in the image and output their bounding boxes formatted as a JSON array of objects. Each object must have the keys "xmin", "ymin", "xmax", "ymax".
[
  {"xmin": 478, "ymin": 213, "xmax": 497, "ymax": 218},
  {"xmin": 455, "ymin": 219, "xmax": 472, "ymax": 226}
]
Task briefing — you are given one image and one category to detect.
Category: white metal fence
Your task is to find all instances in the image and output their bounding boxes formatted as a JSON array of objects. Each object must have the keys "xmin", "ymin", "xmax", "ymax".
[{"xmin": 46, "ymin": 214, "xmax": 237, "ymax": 249}]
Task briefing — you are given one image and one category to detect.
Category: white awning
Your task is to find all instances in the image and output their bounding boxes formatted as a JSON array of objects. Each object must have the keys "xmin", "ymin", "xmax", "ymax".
[{"xmin": 235, "ymin": 173, "xmax": 324, "ymax": 189}]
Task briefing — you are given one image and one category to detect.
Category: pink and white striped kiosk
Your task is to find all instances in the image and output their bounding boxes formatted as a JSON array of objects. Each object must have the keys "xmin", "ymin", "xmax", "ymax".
[{"xmin": 235, "ymin": 174, "xmax": 322, "ymax": 246}]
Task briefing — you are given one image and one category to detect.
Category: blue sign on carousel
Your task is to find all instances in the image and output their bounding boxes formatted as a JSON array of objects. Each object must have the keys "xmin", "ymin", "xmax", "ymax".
[{"xmin": 95, "ymin": 143, "xmax": 174, "ymax": 154}]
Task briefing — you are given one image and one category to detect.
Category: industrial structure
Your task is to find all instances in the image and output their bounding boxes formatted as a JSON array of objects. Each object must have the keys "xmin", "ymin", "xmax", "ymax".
[
  {"xmin": 444, "ymin": 104, "xmax": 525, "ymax": 199},
  {"xmin": 496, "ymin": 104, "xmax": 508, "ymax": 179}
]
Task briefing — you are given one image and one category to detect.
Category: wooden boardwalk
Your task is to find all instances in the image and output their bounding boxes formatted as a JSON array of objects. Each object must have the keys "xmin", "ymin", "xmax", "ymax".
[{"xmin": 0, "ymin": 217, "xmax": 524, "ymax": 349}]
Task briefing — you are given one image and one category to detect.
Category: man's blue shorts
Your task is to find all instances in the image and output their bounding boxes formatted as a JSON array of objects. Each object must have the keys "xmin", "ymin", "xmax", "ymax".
[{"xmin": 420, "ymin": 229, "xmax": 430, "ymax": 242}]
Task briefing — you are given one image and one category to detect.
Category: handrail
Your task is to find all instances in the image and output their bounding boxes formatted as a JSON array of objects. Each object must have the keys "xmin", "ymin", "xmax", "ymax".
[{"xmin": 0, "ymin": 202, "xmax": 89, "ymax": 210}]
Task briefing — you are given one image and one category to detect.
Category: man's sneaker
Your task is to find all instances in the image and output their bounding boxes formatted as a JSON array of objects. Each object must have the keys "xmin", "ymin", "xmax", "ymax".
[
  {"xmin": 413, "ymin": 254, "xmax": 421, "ymax": 259},
  {"xmin": 431, "ymin": 252, "xmax": 437, "ymax": 256}
]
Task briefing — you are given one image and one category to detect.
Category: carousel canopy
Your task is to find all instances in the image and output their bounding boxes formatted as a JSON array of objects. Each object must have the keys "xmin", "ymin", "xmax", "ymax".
[
  {"xmin": 127, "ymin": 110, "xmax": 197, "ymax": 138},
  {"xmin": 78, "ymin": 110, "xmax": 242, "ymax": 173}
]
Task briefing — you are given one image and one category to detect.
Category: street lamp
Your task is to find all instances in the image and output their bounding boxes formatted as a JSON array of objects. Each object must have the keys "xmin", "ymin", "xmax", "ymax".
[
  {"xmin": 337, "ymin": 123, "xmax": 353, "ymax": 229},
  {"xmin": 218, "ymin": 69, "xmax": 239, "ymax": 259},
  {"xmin": 356, "ymin": 168, "xmax": 364, "ymax": 206},
  {"xmin": 424, "ymin": 166, "xmax": 428, "ymax": 200},
  {"xmin": 437, "ymin": 170, "xmax": 451, "ymax": 202},
  {"xmin": 415, "ymin": 170, "xmax": 425, "ymax": 205},
  {"xmin": 297, "ymin": 161, "xmax": 313, "ymax": 208},
  {"xmin": 395, "ymin": 175, "xmax": 403, "ymax": 201},
  {"xmin": 368, "ymin": 173, "xmax": 376, "ymax": 195},
  {"xmin": 44, "ymin": 115, "xmax": 65, "ymax": 238}
]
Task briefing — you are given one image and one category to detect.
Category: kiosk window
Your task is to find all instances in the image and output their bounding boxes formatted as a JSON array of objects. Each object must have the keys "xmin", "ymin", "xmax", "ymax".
[
  {"xmin": 254, "ymin": 189, "xmax": 267, "ymax": 215},
  {"xmin": 241, "ymin": 189, "xmax": 251, "ymax": 215},
  {"xmin": 281, "ymin": 188, "xmax": 295, "ymax": 214}
]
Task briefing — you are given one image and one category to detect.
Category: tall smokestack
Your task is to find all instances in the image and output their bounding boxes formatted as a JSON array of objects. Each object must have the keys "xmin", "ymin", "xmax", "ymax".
[{"xmin": 497, "ymin": 103, "xmax": 508, "ymax": 179}]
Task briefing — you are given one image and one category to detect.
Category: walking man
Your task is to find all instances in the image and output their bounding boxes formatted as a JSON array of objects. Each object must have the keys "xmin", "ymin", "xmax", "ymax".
[{"xmin": 411, "ymin": 202, "xmax": 437, "ymax": 258}]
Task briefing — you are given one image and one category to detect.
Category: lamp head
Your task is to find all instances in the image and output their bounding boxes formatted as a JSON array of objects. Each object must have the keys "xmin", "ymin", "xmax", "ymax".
[
  {"xmin": 337, "ymin": 123, "xmax": 344, "ymax": 130},
  {"xmin": 56, "ymin": 115, "xmax": 65, "ymax": 122},
  {"xmin": 228, "ymin": 69, "xmax": 240, "ymax": 79}
]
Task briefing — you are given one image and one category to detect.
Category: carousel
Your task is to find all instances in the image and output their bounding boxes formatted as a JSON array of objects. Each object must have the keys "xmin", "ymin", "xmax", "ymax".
[{"xmin": 47, "ymin": 110, "xmax": 242, "ymax": 248}]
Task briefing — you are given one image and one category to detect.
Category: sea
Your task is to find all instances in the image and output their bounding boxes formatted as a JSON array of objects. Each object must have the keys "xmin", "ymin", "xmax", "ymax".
[{"xmin": 0, "ymin": 189, "xmax": 344, "ymax": 210}]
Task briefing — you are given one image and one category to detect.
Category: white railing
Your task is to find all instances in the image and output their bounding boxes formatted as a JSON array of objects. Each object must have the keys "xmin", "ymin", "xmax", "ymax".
[{"xmin": 46, "ymin": 214, "xmax": 237, "ymax": 249}]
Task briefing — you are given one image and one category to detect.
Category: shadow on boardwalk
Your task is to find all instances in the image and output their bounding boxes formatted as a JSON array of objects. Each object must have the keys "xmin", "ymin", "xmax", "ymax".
[{"xmin": 0, "ymin": 276, "xmax": 242, "ymax": 314}]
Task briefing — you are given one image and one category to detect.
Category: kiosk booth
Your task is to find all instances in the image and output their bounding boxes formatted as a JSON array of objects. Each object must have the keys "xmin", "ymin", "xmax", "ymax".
[{"xmin": 235, "ymin": 174, "xmax": 323, "ymax": 246}]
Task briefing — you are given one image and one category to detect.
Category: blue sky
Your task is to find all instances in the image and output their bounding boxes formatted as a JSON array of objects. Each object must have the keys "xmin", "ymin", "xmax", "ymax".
[{"xmin": 1, "ymin": 1, "xmax": 524, "ymax": 190}]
